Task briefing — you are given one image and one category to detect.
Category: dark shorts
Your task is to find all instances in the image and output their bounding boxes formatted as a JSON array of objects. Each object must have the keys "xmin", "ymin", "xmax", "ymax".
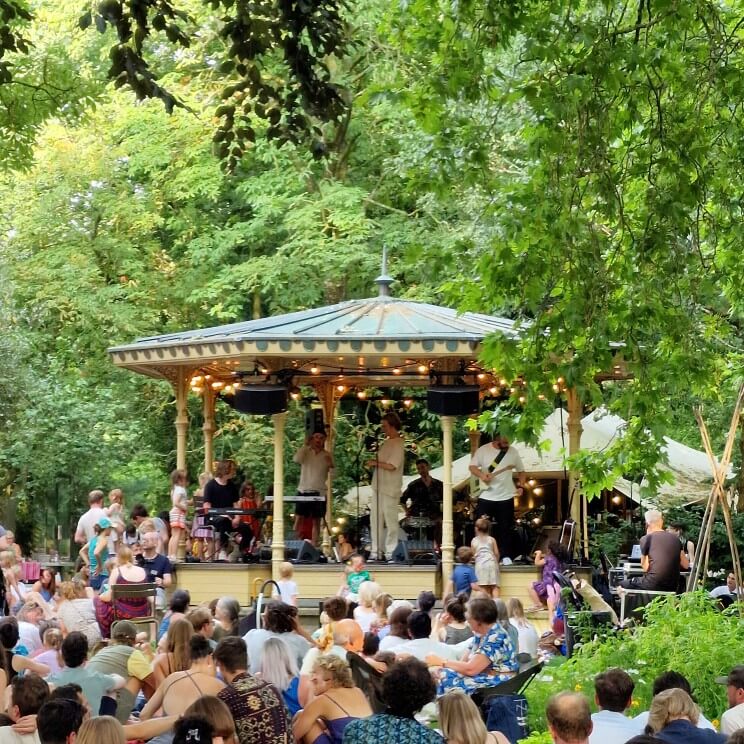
[{"xmin": 295, "ymin": 500, "xmax": 326, "ymax": 518}]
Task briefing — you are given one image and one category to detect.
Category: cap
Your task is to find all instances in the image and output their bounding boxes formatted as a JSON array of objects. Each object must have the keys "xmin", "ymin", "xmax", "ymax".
[
  {"xmin": 111, "ymin": 620, "xmax": 138, "ymax": 641},
  {"xmin": 715, "ymin": 666, "xmax": 744, "ymax": 688},
  {"xmin": 97, "ymin": 517, "xmax": 112, "ymax": 529}
]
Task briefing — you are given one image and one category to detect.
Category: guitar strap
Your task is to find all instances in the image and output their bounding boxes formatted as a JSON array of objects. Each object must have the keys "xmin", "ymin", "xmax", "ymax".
[{"xmin": 487, "ymin": 447, "xmax": 508, "ymax": 472}]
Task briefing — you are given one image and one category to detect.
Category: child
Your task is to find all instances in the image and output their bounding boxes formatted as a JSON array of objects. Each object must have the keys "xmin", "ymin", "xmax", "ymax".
[
  {"xmin": 353, "ymin": 581, "xmax": 381, "ymax": 633},
  {"xmin": 527, "ymin": 540, "xmax": 570, "ymax": 616},
  {"xmin": 168, "ymin": 469, "xmax": 190, "ymax": 562},
  {"xmin": 80, "ymin": 517, "xmax": 112, "ymax": 591},
  {"xmin": 338, "ymin": 554, "xmax": 371, "ymax": 603},
  {"xmin": 370, "ymin": 592, "xmax": 393, "ymax": 637},
  {"xmin": 32, "ymin": 627, "xmax": 62, "ymax": 673},
  {"xmin": 449, "ymin": 546, "xmax": 480, "ymax": 597},
  {"xmin": 190, "ymin": 472, "xmax": 213, "ymax": 560},
  {"xmin": 272, "ymin": 562, "xmax": 299, "ymax": 606},
  {"xmin": 507, "ymin": 597, "xmax": 539, "ymax": 658},
  {"xmin": 471, "ymin": 517, "xmax": 501, "ymax": 598}
]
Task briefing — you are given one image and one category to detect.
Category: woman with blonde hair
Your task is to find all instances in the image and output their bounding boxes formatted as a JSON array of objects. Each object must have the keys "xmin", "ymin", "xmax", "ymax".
[
  {"xmin": 353, "ymin": 581, "xmax": 381, "ymax": 634},
  {"xmin": 94, "ymin": 544, "xmax": 149, "ymax": 638},
  {"xmin": 259, "ymin": 637, "xmax": 301, "ymax": 715},
  {"xmin": 153, "ymin": 618, "xmax": 194, "ymax": 683},
  {"xmin": 184, "ymin": 696, "xmax": 236, "ymax": 744},
  {"xmin": 77, "ymin": 716, "xmax": 126, "ymax": 744},
  {"xmin": 507, "ymin": 597, "xmax": 538, "ymax": 659},
  {"xmin": 438, "ymin": 689, "xmax": 510, "ymax": 744},
  {"xmin": 647, "ymin": 688, "xmax": 726, "ymax": 744},
  {"xmin": 370, "ymin": 592, "xmax": 393, "ymax": 637},
  {"xmin": 56, "ymin": 578, "xmax": 102, "ymax": 648},
  {"xmin": 292, "ymin": 655, "xmax": 372, "ymax": 744}
]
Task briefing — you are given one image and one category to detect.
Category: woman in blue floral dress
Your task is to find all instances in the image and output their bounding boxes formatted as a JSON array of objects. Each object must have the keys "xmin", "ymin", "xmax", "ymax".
[{"xmin": 425, "ymin": 597, "xmax": 518, "ymax": 695}]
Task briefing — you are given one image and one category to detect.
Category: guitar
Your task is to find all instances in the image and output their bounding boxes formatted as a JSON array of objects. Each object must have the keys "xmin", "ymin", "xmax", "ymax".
[{"xmin": 477, "ymin": 463, "xmax": 519, "ymax": 500}]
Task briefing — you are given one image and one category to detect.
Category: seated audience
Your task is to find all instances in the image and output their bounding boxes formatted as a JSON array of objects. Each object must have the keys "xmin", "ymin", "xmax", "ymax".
[
  {"xmin": 183, "ymin": 697, "xmax": 236, "ymax": 744},
  {"xmin": 243, "ymin": 601, "xmax": 311, "ymax": 674},
  {"xmin": 361, "ymin": 632, "xmax": 380, "ymax": 661},
  {"xmin": 426, "ymin": 597, "xmax": 518, "ymax": 695},
  {"xmin": 718, "ymin": 665, "xmax": 744, "ymax": 735},
  {"xmin": 56, "ymin": 580, "xmax": 101, "ymax": 649},
  {"xmin": 709, "ymin": 572, "xmax": 743, "ymax": 606},
  {"xmin": 258, "ymin": 638, "xmax": 301, "ymax": 717},
  {"xmin": 140, "ymin": 635, "xmax": 224, "ymax": 720},
  {"xmin": 370, "ymin": 593, "xmax": 392, "ymax": 637},
  {"xmin": 546, "ymin": 692, "xmax": 593, "ymax": 744},
  {"xmin": 33, "ymin": 628, "xmax": 63, "ymax": 674},
  {"xmin": 378, "ymin": 605, "xmax": 413, "ymax": 652},
  {"xmin": 3, "ymin": 675, "xmax": 51, "ymax": 744},
  {"xmin": 76, "ymin": 716, "xmax": 125, "ymax": 744},
  {"xmin": 86, "ymin": 620, "xmax": 157, "ymax": 723},
  {"xmin": 37, "ymin": 698, "xmax": 86, "ymax": 744},
  {"xmin": 395, "ymin": 611, "xmax": 458, "ymax": 662},
  {"xmin": 187, "ymin": 607, "xmax": 217, "ymax": 649},
  {"xmin": 17, "ymin": 602, "xmax": 45, "ymax": 654},
  {"xmin": 342, "ymin": 658, "xmax": 443, "ymax": 742},
  {"xmin": 213, "ymin": 598, "xmax": 240, "ymax": 641},
  {"xmin": 493, "ymin": 599, "xmax": 518, "ymax": 652},
  {"xmin": 432, "ymin": 595, "xmax": 472, "ymax": 646},
  {"xmin": 588, "ymin": 669, "xmax": 642, "ymax": 744},
  {"xmin": 634, "ymin": 671, "xmax": 716, "ymax": 730},
  {"xmin": 49, "ymin": 632, "xmax": 125, "ymax": 718},
  {"xmin": 157, "ymin": 590, "xmax": 191, "ymax": 647},
  {"xmin": 93, "ymin": 546, "xmax": 149, "ymax": 638},
  {"xmin": 1, "ymin": 617, "xmax": 53, "ymax": 689},
  {"xmin": 213, "ymin": 636, "xmax": 290, "ymax": 744},
  {"xmin": 32, "ymin": 569, "xmax": 57, "ymax": 605},
  {"xmin": 438, "ymin": 688, "xmax": 510, "ymax": 744},
  {"xmin": 417, "ymin": 591, "xmax": 436, "ymax": 616},
  {"xmin": 292, "ymin": 655, "xmax": 372, "ymax": 744},
  {"xmin": 153, "ymin": 618, "xmax": 193, "ymax": 682},
  {"xmin": 646, "ymin": 689, "xmax": 726, "ymax": 744},
  {"xmin": 507, "ymin": 598, "xmax": 538, "ymax": 658},
  {"xmin": 353, "ymin": 582, "xmax": 381, "ymax": 634}
]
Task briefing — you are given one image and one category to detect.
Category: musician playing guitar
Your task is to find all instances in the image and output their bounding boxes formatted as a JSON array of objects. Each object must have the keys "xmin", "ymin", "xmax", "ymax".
[{"xmin": 468, "ymin": 433, "xmax": 525, "ymax": 561}]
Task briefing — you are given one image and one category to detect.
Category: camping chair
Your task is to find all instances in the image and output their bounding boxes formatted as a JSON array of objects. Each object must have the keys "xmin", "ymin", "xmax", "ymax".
[
  {"xmin": 471, "ymin": 660, "xmax": 543, "ymax": 740},
  {"xmin": 111, "ymin": 582, "xmax": 159, "ymax": 639},
  {"xmin": 346, "ymin": 652, "xmax": 385, "ymax": 713},
  {"xmin": 618, "ymin": 588, "xmax": 675, "ymax": 625}
]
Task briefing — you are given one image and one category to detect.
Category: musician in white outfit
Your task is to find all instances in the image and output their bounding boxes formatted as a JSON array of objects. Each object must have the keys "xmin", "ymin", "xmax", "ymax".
[
  {"xmin": 293, "ymin": 430, "xmax": 334, "ymax": 544},
  {"xmin": 366, "ymin": 412, "xmax": 406, "ymax": 561},
  {"xmin": 469, "ymin": 433, "xmax": 525, "ymax": 561}
]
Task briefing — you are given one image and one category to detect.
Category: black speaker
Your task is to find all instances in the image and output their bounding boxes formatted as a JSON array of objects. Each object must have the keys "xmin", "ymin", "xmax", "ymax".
[
  {"xmin": 427, "ymin": 386, "xmax": 480, "ymax": 416},
  {"xmin": 293, "ymin": 540, "xmax": 322, "ymax": 564},
  {"xmin": 305, "ymin": 408, "xmax": 325, "ymax": 436},
  {"xmin": 232, "ymin": 385, "xmax": 288, "ymax": 415}
]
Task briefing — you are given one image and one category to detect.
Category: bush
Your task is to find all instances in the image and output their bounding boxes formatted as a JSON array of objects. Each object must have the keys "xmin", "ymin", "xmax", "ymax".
[{"xmin": 525, "ymin": 592, "xmax": 743, "ymax": 733}]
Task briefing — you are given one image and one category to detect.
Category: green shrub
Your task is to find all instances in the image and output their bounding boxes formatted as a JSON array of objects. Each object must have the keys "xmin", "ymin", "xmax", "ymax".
[{"xmin": 525, "ymin": 592, "xmax": 743, "ymax": 733}]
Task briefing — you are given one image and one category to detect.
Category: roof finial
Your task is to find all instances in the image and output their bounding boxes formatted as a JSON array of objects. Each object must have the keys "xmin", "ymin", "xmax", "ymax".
[{"xmin": 375, "ymin": 245, "xmax": 394, "ymax": 298}]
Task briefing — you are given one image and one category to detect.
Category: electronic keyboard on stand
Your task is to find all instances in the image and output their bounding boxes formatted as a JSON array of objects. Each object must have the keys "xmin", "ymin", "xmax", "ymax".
[{"xmin": 205, "ymin": 507, "xmax": 271, "ymax": 522}]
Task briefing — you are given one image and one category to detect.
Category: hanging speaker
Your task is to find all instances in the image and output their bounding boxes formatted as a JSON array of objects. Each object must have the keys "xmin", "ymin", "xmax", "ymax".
[
  {"xmin": 231, "ymin": 385, "xmax": 288, "ymax": 415},
  {"xmin": 427, "ymin": 386, "xmax": 480, "ymax": 416}
]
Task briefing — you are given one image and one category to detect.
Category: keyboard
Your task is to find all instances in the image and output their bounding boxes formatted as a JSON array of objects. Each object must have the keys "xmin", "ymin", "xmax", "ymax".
[
  {"xmin": 264, "ymin": 492, "xmax": 325, "ymax": 503},
  {"xmin": 205, "ymin": 508, "xmax": 271, "ymax": 518}
]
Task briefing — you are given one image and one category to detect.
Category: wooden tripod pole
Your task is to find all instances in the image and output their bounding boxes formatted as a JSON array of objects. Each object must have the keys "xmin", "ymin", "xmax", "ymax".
[{"xmin": 692, "ymin": 384, "xmax": 744, "ymax": 613}]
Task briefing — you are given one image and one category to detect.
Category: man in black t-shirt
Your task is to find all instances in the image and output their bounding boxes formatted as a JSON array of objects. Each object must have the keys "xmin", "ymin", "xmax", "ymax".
[
  {"xmin": 136, "ymin": 532, "xmax": 173, "ymax": 607},
  {"xmin": 621, "ymin": 509, "xmax": 688, "ymax": 591},
  {"xmin": 203, "ymin": 460, "xmax": 240, "ymax": 555}
]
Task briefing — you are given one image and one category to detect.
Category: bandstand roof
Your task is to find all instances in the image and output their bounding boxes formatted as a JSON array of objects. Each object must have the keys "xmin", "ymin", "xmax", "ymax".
[{"xmin": 108, "ymin": 287, "xmax": 519, "ymax": 385}]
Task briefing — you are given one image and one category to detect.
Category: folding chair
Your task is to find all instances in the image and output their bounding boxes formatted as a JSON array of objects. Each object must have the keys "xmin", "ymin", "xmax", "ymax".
[
  {"xmin": 346, "ymin": 651, "xmax": 386, "ymax": 713},
  {"xmin": 470, "ymin": 660, "xmax": 544, "ymax": 709},
  {"xmin": 111, "ymin": 582, "xmax": 159, "ymax": 639},
  {"xmin": 618, "ymin": 588, "xmax": 675, "ymax": 625}
]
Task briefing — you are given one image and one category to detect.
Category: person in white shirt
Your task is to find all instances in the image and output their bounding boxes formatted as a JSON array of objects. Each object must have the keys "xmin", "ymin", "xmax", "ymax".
[
  {"xmin": 1, "ymin": 675, "xmax": 50, "ymax": 744},
  {"xmin": 366, "ymin": 412, "xmax": 406, "ymax": 561},
  {"xmin": 588, "ymin": 668, "xmax": 643, "ymax": 744},
  {"xmin": 394, "ymin": 611, "xmax": 459, "ymax": 663},
  {"xmin": 709, "ymin": 572, "xmax": 744, "ymax": 605},
  {"xmin": 293, "ymin": 430, "xmax": 334, "ymax": 545},
  {"xmin": 634, "ymin": 671, "xmax": 716, "ymax": 731},
  {"xmin": 74, "ymin": 491, "xmax": 107, "ymax": 545},
  {"xmin": 469, "ymin": 433, "xmax": 525, "ymax": 561},
  {"xmin": 272, "ymin": 562, "xmax": 299, "ymax": 606},
  {"xmin": 718, "ymin": 665, "xmax": 744, "ymax": 735}
]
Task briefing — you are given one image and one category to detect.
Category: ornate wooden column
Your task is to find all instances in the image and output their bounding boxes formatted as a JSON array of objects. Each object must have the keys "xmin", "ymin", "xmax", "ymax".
[
  {"xmin": 202, "ymin": 385, "xmax": 216, "ymax": 476},
  {"xmin": 174, "ymin": 368, "xmax": 190, "ymax": 471},
  {"xmin": 565, "ymin": 387, "xmax": 585, "ymax": 556},
  {"xmin": 441, "ymin": 415, "xmax": 455, "ymax": 595},
  {"xmin": 271, "ymin": 411, "xmax": 288, "ymax": 580}
]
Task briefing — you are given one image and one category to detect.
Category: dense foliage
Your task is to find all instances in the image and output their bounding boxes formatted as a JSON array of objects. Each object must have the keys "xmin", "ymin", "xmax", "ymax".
[{"xmin": 526, "ymin": 593, "xmax": 744, "ymax": 732}]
